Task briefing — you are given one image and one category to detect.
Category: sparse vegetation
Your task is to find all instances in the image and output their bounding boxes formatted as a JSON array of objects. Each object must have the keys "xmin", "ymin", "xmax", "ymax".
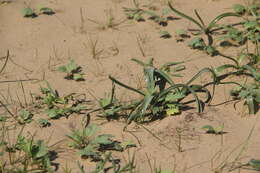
[{"xmin": 1, "ymin": 0, "xmax": 260, "ymax": 172}]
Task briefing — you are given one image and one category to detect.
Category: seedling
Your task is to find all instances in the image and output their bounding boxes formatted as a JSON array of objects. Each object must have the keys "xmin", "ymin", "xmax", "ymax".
[
  {"xmin": 159, "ymin": 30, "xmax": 171, "ymax": 38},
  {"xmin": 188, "ymin": 37, "xmax": 218, "ymax": 56},
  {"xmin": 22, "ymin": 7, "xmax": 37, "ymax": 18},
  {"xmin": 1, "ymin": 135, "xmax": 54, "ymax": 172},
  {"xmin": 39, "ymin": 7, "xmax": 55, "ymax": 15},
  {"xmin": 77, "ymin": 151, "xmax": 136, "ymax": 173},
  {"xmin": 202, "ymin": 124, "xmax": 224, "ymax": 134},
  {"xmin": 22, "ymin": 6, "xmax": 54, "ymax": 18},
  {"xmin": 37, "ymin": 118, "xmax": 51, "ymax": 127},
  {"xmin": 67, "ymin": 124, "xmax": 134, "ymax": 160},
  {"xmin": 34, "ymin": 82, "xmax": 87, "ymax": 119},
  {"xmin": 18, "ymin": 109, "xmax": 33, "ymax": 124},
  {"xmin": 219, "ymin": 26, "xmax": 246, "ymax": 46},
  {"xmin": 230, "ymin": 83, "xmax": 260, "ymax": 114},
  {"xmin": 58, "ymin": 59, "xmax": 84, "ymax": 81}
]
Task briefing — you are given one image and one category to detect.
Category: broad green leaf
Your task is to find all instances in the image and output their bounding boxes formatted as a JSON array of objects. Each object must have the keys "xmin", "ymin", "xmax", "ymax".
[
  {"xmin": 84, "ymin": 124, "xmax": 100, "ymax": 138},
  {"xmin": 159, "ymin": 30, "xmax": 171, "ymax": 38},
  {"xmin": 78, "ymin": 145, "xmax": 99, "ymax": 158},
  {"xmin": 214, "ymin": 124, "xmax": 224, "ymax": 134},
  {"xmin": 73, "ymin": 73, "xmax": 84, "ymax": 81},
  {"xmin": 45, "ymin": 108, "xmax": 62, "ymax": 118},
  {"xmin": 35, "ymin": 140, "xmax": 48, "ymax": 159},
  {"xmin": 202, "ymin": 125, "xmax": 215, "ymax": 133},
  {"xmin": 40, "ymin": 7, "xmax": 54, "ymax": 15},
  {"xmin": 94, "ymin": 134, "xmax": 114, "ymax": 145},
  {"xmin": 67, "ymin": 59, "xmax": 77, "ymax": 72},
  {"xmin": 22, "ymin": 7, "xmax": 35, "ymax": 17}
]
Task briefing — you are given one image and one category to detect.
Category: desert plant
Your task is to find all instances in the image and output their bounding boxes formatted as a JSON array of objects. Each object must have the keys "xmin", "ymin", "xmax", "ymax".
[
  {"xmin": 33, "ymin": 82, "xmax": 87, "ymax": 119},
  {"xmin": 202, "ymin": 124, "xmax": 224, "ymax": 134},
  {"xmin": 1, "ymin": 135, "xmax": 54, "ymax": 172},
  {"xmin": 22, "ymin": 6, "xmax": 54, "ymax": 18},
  {"xmin": 58, "ymin": 59, "xmax": 84, "ymax": 81},
  {"xmin": 77, "ymin": 151, "xmax": 136, "ymax": 173},
  {"xmin": 106, "ymin": 58, "xmax": 217, "ymax": 123},
  {"xmin": 230, "ymin": 82, "xmax": 260, "ymax": 114},
  {"xmin": 67, "ymin": 124, "xmax": 134, "ymax": 161},
  {"xmin": 168, "ymin": 2, "xmax": 240, "ymax": 37}
]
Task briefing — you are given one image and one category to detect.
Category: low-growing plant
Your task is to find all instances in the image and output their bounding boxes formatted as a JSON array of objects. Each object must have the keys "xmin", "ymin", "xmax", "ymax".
[
  {"xmin": 33, "ymin": 82, "xmax": 87, "ymax": 119},
  {"xmin": 22, "ymin": 6, "xmax": 54, "ymax": 18},
  {"xmin": 168, "ymin": 2, "xmax": 240, "ymax": 41},
  {"xmin": 1, "ymin": 135, "xmax": 54, "ymax": 172},
  {"xmin": 37, "ymin": 118, "xmax": 51, "ymax": 127},
  {"xmin": 77, "ymin": 151, "xmax": 136, "ymax": 173},
  {"xmin": 159, "ymin": 30, "xmax": 171, "ymax": 39},
  {"xmin": 17, "ymin": 109, "xmax": 33, "ymax": 125},
  {"xmin": 230, "ymin": 82, "xmax": 260, "ymax": 114},
  {"xmin": 188, "ymin": 37, "xmax": 218, "ymax": 56},
  {"xmin": 102, "ymin": 58, "xmax": 217, "ymax": 123},
  {"xmin": 67, "ymin": 124, "xmax": 135, "ymax": 161},
  {"xmin": 58, "ymin": 59, "xmax": 84, "ymax": 81},
  {"xmin": 202, "ymin": 124, "xmax": 224, "ymax": 134}
]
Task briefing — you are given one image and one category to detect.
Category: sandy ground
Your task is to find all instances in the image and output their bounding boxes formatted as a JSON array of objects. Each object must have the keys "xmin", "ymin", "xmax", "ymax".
[{"xmin": 1, "ymin": 0, "xmax": 260, "ymax": 172}]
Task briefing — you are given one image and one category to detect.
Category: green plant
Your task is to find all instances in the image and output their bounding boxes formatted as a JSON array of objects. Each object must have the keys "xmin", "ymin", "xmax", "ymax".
[
  {"xmin": 232, "ymin": 3, "xmax": 260, "ymax": 16},
  {"xmin": 67, "ymin": 124, "xmax": 134, "ymax": 161},
  {"xmin": 22, "ymin": 6, "xmax": 54, "ymax": 18},
  {"xmin": 34, "ymin": 81, "xmax": 86, "ymax": 119},
  {"xmin": 230, "ymin": 83, "xmax": 260, "ymax": 114},
  {"xmin": 202, "ymin": 124, "xmax": 224, "ymax": 134},
  {"xmin": 18, "ymin": 109, "xmax": 33, "ymax": 124},
  {"xmin": 22, "ymin": 7, "xmax": 36, "ymax": 18},
  {"xmin": 159, "ymin": 30, "xmax": 171, "ymax": 38},
  {"xmin": 58, "ymin": 59, "xmax": 84, "ymax": 81},
  {"xmin": 188, "ymin": 37, "xmax": 218, "ymax": 56},
  {"xmin": 37, "ymin": 118, "xmax": 51, "ymax": 127},
  {"xmin": 1, "ymin": 135, "xmax": 54, "ymax": 172},
  {"xmin": 218, "ymin": 26, "xmax": 246, "ymax": 46},
  {"xmin": 105, "ymin": 58, "xmax": 217, "ymax": 123},
  {"xmin": 77, "ymin": 151, "xmax": 136, "ymax": 173},
  {"xmin": 168, "ymin": 2, "xmax": 240, "ymax": 37}
]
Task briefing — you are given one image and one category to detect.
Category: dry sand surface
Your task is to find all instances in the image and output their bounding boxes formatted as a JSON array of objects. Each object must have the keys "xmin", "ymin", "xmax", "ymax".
[{"xmin": 0, "ymin": 0, "xmax": 260, "ymax": 172}]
